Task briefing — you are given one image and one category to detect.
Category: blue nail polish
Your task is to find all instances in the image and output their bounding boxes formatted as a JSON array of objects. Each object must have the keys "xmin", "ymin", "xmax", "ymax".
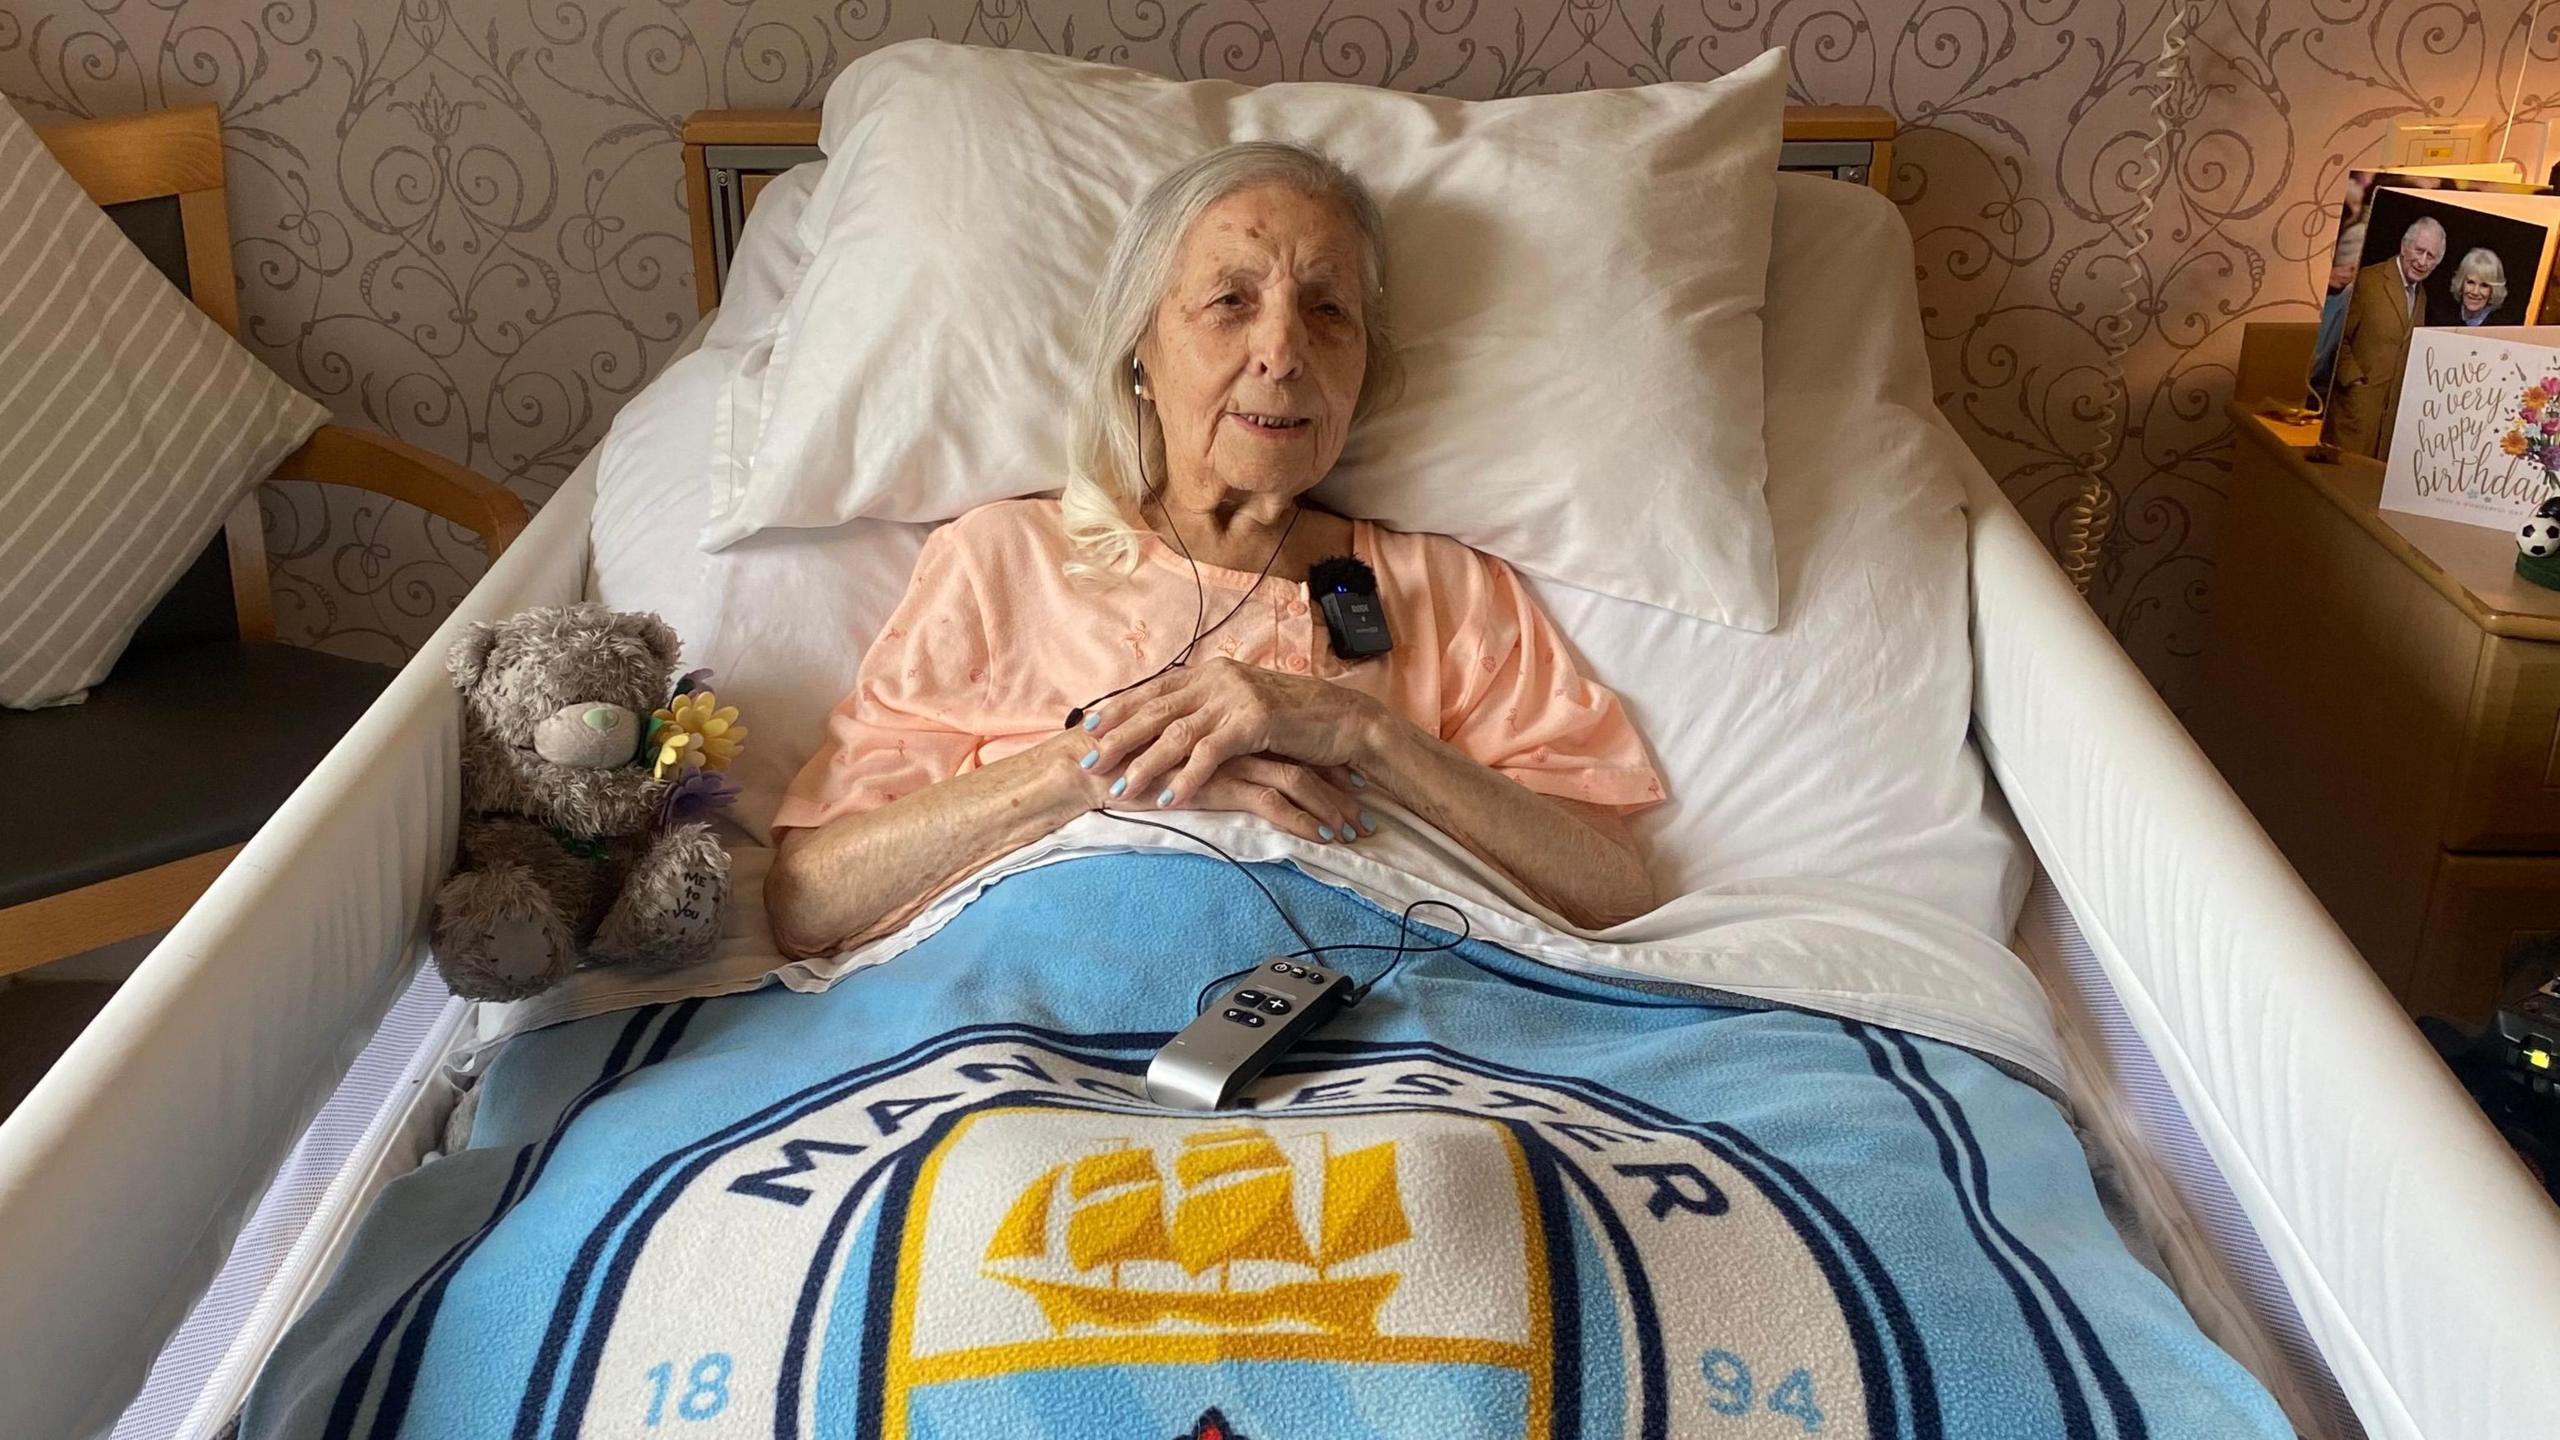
[
  {"xmin": 1158, "ymin": 788, "xmax": 1176, "ymax": 807},
  {"xmin": 1082, "ymin": 713, "xmax": 1100, "ymax": 731},
  {"xmin": 1079, "ymin": 750, "xmax": 1099, "ymax": 769},
  {"xmin": 1318, "ymin": 825, "xmax": 1335, "ymax": 842},
  {"xmin": 1109, "ymin": 776, "xmax": 1127, "ymax": 797},
  {"xmin": 1359, "ymin": 810, "xmax": 1376, "ymax": 832},
  {"xmin": 1349, "ymin": 771, "xmax": 1368, "ymax": 788}
]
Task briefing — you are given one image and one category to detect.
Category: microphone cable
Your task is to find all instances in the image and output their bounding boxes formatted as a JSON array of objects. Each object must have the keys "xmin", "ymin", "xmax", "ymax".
[
  {"xmin": 1063, "ymin": 365, "xmax": 1302, "ymax": 729},
  {"xmin": 1095, "ymin": 809, "xmax": 1469, "ymax": 1015}
]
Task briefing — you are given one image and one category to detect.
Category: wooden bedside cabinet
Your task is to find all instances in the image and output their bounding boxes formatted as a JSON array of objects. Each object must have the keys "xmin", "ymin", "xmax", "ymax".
[{"xmin": 2197, "ymin": 324, "xmax": 2560, "ymax": 1023}]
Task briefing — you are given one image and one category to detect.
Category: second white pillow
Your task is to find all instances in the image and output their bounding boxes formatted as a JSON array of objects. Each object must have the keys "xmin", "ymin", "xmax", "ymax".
[{"xmin": 710, "ymin": 39, "xmax": 1788, "ymax": 632}]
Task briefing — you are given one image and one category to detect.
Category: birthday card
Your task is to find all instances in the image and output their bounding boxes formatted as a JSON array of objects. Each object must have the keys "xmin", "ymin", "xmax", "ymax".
[{"xmin": 2382, "ymin": 326, "xmax": 2560, "ymax": 528}]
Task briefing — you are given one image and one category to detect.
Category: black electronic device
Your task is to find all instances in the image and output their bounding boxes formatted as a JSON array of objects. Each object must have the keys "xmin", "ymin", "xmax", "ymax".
[
  {"xmin": 1310, "ymin": 554, "xmax": 1391, "ymax": 661},
  {"xmin": 2420, "ymin": 948, "xmax": 2560, "ymax": 1202},
  {"xmin": 2497, "ymin": 973, "xmax": 2560, "ymax": 1099}
]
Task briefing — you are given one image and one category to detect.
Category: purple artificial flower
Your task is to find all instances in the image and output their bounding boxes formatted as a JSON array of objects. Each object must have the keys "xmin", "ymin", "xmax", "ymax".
[{"xmin": 661, "ymin": 768, "xmax": 740, "ymax": 824}]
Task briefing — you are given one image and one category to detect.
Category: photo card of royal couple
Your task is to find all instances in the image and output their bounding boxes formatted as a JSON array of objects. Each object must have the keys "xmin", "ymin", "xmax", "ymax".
[{"xmin": 2307, "ymin": 168, "xmax": 2560, "ymax": 466}]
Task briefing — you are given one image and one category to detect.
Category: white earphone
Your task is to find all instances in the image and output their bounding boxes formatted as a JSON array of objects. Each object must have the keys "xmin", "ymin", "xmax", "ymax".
[{"xmin": 1132, "ymin": 356, "xmax": 1147, "ymax": 399}]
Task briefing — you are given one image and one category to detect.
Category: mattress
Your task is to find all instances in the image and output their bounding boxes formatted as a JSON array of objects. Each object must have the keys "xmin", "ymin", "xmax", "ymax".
[{"xmin": 21, "ymin": 384, "xmax": 2544, "ymax": 1437}]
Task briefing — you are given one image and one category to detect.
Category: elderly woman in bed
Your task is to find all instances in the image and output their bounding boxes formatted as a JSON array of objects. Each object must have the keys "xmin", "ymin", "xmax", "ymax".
[{"xmin": 768, "ymin": 142, "xmax": 1665, "ymax": 956}]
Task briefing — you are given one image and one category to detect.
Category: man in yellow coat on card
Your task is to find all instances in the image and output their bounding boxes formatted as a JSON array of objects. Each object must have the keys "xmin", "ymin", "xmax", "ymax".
[{"xmin": 2324, "ymin": 215, "xmax": 2447, "ymax": 458}]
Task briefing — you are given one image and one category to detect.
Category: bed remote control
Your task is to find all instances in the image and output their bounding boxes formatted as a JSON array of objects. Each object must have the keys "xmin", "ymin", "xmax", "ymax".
[{"xmin": 1147, "ymin": 959, "xmax": 1356, "ymax": 1111}]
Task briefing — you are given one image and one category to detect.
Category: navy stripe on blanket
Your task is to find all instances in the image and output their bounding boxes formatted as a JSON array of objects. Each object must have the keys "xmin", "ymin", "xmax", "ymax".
[
  {"xmin": 1885, "ymin": 1026, "xmax": 2148, "ymax": 1440},
  {"xmin": 1854, "ymin": 1019, "xmax": 2148, "ymax": 1440},
  {"xmin": 330, "ymin": 1000, "xmax": 700, "ymax": 1440}
]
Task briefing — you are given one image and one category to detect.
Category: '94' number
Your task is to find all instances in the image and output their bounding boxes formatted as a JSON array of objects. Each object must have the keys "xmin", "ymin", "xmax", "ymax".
[{"xmin": 1700, "ymin": 1349, "xmax": 1823, "ymax": 1433}]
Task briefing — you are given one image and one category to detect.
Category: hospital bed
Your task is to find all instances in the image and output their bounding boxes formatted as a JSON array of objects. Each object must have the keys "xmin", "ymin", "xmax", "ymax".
[{"xmin": 6, "ymin": 65, "xmax": 2557, "ymax": 1440}]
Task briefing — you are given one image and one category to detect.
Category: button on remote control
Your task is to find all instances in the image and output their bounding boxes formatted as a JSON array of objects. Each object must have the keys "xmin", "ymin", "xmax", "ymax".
[
  {"xmin": 1260, "ymin": 997, "xmax": 1290, "ymax": 1014},
  {"xmin": 1222, "ymin": 1008, "xmax": 1264, "ymax": 1028},
  {"xmin": 1235, "ymin": 989, "xmax": 1266, "ymax": 1006}
]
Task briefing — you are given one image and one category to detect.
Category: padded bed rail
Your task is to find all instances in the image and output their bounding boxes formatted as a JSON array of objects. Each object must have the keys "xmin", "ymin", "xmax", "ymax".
[
  {"xmin": 1962, "ymin": 465, "xmax": 2560, "ymax": 1438},
  {"xmin": 0, "ymin": 471, "xmax": 596, "ymax": 1440}
]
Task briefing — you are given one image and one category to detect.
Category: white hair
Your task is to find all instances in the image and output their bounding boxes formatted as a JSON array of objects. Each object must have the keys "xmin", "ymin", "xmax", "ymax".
[
  {"xmin": 2402, "ymin": 215, "xmax": 2447, "ymax": 252},
  {"xmin": 1059, "ymin": 142, "xmax": 1402, "ymax": 584},
  {"xmin": 2455, "ymin": 246, "xmax": 2509, "ymax": 309}
]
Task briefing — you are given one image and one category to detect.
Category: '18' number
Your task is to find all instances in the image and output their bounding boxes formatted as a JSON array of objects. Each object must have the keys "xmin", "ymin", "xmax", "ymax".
[
  {"xmin": 1699, "ymin": 1349, "xmax": 1823, "ymax": 1434},
  {"xmin": 643, "ymin": 1353, "xmax": 734, "ymax": 1427}
]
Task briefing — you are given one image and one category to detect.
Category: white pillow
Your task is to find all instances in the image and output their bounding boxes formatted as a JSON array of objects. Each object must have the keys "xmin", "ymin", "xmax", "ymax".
[
  {"xmin": 709, "ymin": 38, "xmax": 1787, "ymax": 632},
  {"xmin": 591, "ymin": 162, "xmax": 825, "ymax": 653},
  {"xmin": 596, "ymin": 332, "xmax": 928, "ymax": 842},
  {"xmin": 1532, "ymin": 173, "xmax": 2029, "ymax": 940},
  {"xmin": 591, "ymin": 162, "xmax": 931, "ymax": 840}
]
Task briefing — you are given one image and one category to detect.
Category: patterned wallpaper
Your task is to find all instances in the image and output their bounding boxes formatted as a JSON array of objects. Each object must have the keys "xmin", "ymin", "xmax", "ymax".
[{"xmin": 5, "ymin": 1, "xmax": 2556, "ymax": 703}]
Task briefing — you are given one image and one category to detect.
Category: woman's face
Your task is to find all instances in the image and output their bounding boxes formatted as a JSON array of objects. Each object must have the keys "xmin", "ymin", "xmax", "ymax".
[
  {"xmin": 2462, "ymin": 271, "xmax": 2496, "ymax": 314},
  {"xmin": 1136, "ymin": 185, "xmax": 1368, "ymax": 504}
]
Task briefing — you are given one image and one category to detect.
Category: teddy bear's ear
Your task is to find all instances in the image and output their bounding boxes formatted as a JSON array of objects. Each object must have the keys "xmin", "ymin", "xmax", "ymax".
[
  {"xmin": 618, "ymin": 610, "xmax": 683, "ymax": 674},
  {"xmin": 445, "ymin": 621, "xmax": 500, "ymax": 691}
]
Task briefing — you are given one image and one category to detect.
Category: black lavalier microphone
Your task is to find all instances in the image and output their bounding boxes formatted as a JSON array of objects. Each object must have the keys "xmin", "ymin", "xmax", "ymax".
[{"xmin": 1310, "ymin": 555, "xmax": 1392, "ymax": 661}]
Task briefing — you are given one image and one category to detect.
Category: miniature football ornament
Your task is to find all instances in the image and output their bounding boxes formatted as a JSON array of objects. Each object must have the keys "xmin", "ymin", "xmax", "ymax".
[
  {"xmin": 2520, "ymin": 517, "xmax": 2560, "ymax": 559},
  {"xmin": 2520, "ymin": 497, "xmax": 2560, "ymax": 591}
]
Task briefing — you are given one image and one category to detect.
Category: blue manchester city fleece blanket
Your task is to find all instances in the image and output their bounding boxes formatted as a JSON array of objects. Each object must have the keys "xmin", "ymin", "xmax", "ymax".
[{"xmin": 243, "ymin": 853, "xmax": 2289, "ymax": 1439}]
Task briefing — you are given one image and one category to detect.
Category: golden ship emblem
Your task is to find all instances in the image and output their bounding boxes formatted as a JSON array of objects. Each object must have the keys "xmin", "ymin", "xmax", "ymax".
[{"xmin": 981, "ymin": 1125, "xmax": 1412, "ymax": 1334}]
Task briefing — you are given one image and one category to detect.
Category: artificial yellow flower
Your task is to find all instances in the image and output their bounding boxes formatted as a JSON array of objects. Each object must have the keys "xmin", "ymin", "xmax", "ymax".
[
  {"xmin": 650, "ymin": 727, "xmax": 702, "ymax": 779},
  {"xmin": 652, "ymin": 690, "xmax": 747, "ymax": 777}
]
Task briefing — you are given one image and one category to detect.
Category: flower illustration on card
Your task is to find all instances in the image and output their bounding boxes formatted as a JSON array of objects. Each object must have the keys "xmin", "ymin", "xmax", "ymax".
[{"xmin": 2506, "ymin": 376, "xmax": 2560, "ymax": 488}]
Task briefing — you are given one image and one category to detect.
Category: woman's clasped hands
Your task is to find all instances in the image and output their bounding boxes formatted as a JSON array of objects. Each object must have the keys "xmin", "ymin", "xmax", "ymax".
[{"xmin": 1072, "ymin": 657, "xmax": 1381, "ymax": 844}]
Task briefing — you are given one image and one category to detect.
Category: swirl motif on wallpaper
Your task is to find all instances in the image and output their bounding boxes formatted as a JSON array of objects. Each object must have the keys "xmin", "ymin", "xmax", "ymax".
[{"xmin": 7, "ymin": 0, "xmax": 2557, "ymax": 703}]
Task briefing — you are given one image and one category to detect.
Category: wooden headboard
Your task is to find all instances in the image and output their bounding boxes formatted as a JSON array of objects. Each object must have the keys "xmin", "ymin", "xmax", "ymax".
[{"xmin": 680, "ymin": 105, "xmax": 1896, "ymax": 316}]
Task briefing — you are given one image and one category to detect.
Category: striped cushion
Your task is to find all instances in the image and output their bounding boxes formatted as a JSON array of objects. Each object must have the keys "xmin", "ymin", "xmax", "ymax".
[{"xmin": 0, "ymin": 102, "xmax": 325, "ymax": 709}]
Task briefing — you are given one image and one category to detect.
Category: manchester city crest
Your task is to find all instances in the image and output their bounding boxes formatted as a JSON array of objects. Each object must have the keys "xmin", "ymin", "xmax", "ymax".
[{"xmin": 514, "ymin": 1028, "xmax": 1922, "ymax": 1437}]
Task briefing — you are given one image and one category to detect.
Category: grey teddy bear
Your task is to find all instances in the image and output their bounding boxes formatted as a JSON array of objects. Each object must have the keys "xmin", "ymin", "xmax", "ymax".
[{"xmin": 431, "ymin": 603, "xmax": 731, "ymax": 1001}]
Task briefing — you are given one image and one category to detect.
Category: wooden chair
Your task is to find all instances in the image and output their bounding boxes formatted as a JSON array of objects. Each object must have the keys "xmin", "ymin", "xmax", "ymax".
[{"xmin": 0, "ymin": 104, "xmax": 529, "ymax": 976}]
